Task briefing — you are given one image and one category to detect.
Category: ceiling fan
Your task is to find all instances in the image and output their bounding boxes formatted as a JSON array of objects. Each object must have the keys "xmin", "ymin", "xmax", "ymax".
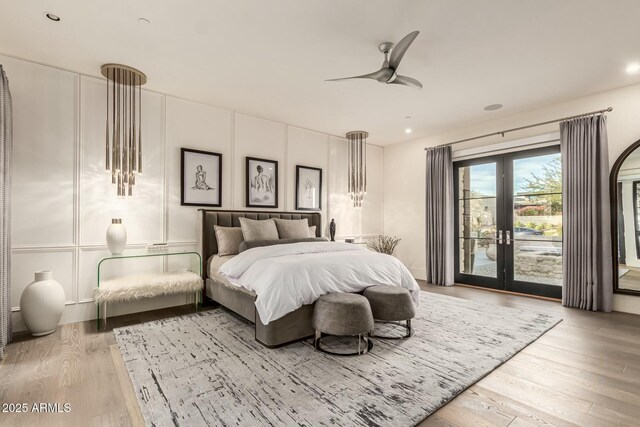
[{"xmin": 326, "ymin": 31, "xmax": 422, "ymax": 89}]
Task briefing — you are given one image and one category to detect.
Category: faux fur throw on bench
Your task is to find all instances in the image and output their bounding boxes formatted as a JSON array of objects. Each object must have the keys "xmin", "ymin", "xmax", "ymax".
[{"xmin": 94, "ymin": 272, "xmax": 203, "ymax": 304}]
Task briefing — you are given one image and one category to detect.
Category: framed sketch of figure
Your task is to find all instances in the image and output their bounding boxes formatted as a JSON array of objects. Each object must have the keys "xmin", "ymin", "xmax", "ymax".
[
  {"xmin": 246, "ymin": 157, "xmax": 278, "ymax": 208},
  {"xmin": 181, "ymin": 148, "xmax": 222, "ymax": 207},
  {"xmin": 296, "ymin": 165, "xmax": 322, "ymax": 211}
]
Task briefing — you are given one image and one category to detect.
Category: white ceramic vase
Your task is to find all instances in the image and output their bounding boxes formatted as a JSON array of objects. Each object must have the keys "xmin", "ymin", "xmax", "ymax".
[
  {"xmin": 106, "ymin": 218, "xmax": 127, "ymax": 255},
  {"xmin": 20, "ymin": 271, "xmax": 65, "ymax": 337}
]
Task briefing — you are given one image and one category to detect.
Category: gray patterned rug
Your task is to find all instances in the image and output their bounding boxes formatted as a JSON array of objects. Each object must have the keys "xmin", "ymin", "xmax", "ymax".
[{"xmin": 115, "ymin": 291, "xmax": 561, "ymax": 427}]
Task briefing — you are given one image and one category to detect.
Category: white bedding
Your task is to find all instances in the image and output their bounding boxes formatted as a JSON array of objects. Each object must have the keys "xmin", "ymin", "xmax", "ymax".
[{"xmin": 218, "ymin": 242, "xmax": 420, "ymax": 324}]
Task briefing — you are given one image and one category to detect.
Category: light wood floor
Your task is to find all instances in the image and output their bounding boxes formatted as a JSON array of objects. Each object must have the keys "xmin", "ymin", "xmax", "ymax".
[
  {"xmin": 1, "ymin": 283, "xmax": 640, "ymax": 427},
  {"xmin": 619, "ymin": 264, "xmax": 640, "ymax": 291}
]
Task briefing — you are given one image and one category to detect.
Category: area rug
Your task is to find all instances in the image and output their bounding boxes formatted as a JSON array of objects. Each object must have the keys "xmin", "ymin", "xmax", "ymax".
[{"xmin": 114, "ymin": 291, "xmax": 561, "ymax": 427}]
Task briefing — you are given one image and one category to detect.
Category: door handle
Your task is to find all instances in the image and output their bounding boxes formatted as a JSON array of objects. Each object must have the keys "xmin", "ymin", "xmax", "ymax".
[
  {"xmin": 506, "ymin": 230, "xmax": 511, "ymax": 245},
  {"xmin": 497, "ymin": 230, "xmax": 503, "ymax": 245}
]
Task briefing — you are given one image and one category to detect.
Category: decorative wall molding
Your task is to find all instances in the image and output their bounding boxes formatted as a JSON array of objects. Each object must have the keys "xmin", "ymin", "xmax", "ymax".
[{"xmin": 3, "ymin": 54, "xmax": 385, "ymax": 330}]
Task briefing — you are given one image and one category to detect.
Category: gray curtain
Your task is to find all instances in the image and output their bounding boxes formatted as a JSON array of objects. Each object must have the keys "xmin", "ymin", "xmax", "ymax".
[
  {"xmin": 0, "ymin": 65, "xmax": 12, "ymax": 359},
  {"xmin": 425, "ymin": 145, "xmax": 454, "ymax": 286},
  {"xmin": 561, "ymin": 114, "xmax": 613, "ymax": 312}
]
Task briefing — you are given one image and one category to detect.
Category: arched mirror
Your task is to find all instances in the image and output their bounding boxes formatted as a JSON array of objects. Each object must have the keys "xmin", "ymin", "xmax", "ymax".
[{"xmin": 612, "ymin": 138, "xmax": 640, "ymax": 295}]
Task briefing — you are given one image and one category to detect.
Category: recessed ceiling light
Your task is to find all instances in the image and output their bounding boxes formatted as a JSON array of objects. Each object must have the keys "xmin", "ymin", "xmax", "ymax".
[
  {"xmin": 484, "ymin": 103, "xmax": 503, "ymax": 111},
  {"xmin": 405, "ymin": 128, "xmax": 412, "ymax": 134},
  {"xmin": 138, "ymin": 17, "xmax": 150, "ymax": 24},
  {"xmin": 405, "ymin": 116, "xmax": 412, "ymax": 119},
  {"xmin": 45, "ymin": 13, "xmax": 60, "ymax": 22},
  {"xmin": 626, "ymin": 62, "xmax": 640, "ymax": 74}
]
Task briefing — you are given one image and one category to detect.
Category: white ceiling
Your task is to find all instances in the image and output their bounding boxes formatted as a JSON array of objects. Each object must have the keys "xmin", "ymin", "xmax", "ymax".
[{"xmin": 2, "ymin": 0, "xmax": 640, "ymax": 145}]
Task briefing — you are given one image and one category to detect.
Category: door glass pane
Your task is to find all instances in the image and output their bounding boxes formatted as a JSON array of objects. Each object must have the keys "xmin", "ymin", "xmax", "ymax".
[
  {"xmin": 514, "ymin": 194, "xmax": 562, "ymax": 241},
  {"xmin": 458, "ymin": 238, "xmax": 497, "ymax": 278},
  {"xmin": 512, "ymin": 152, "xmax": 562, "ymax": 285},
  {"xmin": 513, "ymin": 153, "xmax": 561, "ymax": 196},
  {"xmin": 458, "ymin": 199, "xmax": 497, "ymax": 238},
  {"xmin": 457, "ymin": 161, "xmax": 498, "ymax": 279},
  {"xmin": 513, "ymin": 240, "xmax": 562, "ymax": 286},
  {"xmin": 458, "ymin": 163, "xmax": 496, "ymax": 198}
]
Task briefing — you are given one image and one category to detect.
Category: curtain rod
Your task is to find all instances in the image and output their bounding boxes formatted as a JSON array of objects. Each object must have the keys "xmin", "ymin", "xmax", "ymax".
[{"xmin": 424, "ymin": 107, "xmax": 612, "ymax": 150}]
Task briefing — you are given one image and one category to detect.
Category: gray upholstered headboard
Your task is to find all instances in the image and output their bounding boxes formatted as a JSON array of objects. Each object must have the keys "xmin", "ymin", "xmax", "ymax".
[{"xmin": 197, "ymin": 209, "xmax": 322, "ymax": 266}]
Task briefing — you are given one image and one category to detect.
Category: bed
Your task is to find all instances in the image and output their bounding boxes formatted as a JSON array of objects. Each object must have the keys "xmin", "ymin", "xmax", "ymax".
[
  {"xmin": 198, "ymin": 210, "xmax": 323, "ymax": 347},
  {"xmin": 197, "ymin": 209, "xmax": 419, "ymax": 348}
]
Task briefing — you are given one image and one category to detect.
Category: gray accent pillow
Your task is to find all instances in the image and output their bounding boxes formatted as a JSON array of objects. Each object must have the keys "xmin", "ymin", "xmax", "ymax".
[
  {"xmin": 214, "ymin": 225, "xmax": 244, "ymax": 256},
  {"xmin": 239, "ymin": 237, "xmax": 328, "ymax": 252},
  {"xmin": 273, "ymin": 218, "xmax": 310, "ymax": 239},
  {"xmin": 238, "ymin": 217, "xmax": 279, "ymax": 242},
  {"xmin": 309, "ymin": 225, "xmax": 316, "ymax": 236}
]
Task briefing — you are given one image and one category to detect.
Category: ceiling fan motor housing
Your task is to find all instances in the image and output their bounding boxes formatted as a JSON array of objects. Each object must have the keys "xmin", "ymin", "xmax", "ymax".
[{"xmin": 378, "ymin": 42, "xmax": 395, "ymax": 54}]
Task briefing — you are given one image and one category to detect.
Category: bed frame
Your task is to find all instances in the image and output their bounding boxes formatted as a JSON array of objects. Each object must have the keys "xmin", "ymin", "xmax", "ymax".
[{"xmin": 197, "ymin": 209, "xmax": 323, "ymax": 348}]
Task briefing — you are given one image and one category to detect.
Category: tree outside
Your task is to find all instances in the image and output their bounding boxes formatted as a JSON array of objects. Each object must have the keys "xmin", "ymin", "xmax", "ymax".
[{"xmin": 514, "ymin": 156, "xmax": 562, "ymax": 239}]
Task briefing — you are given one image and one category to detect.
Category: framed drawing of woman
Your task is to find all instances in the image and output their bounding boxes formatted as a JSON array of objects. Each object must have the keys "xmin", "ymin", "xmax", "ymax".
[
  {"xmin": 246, "ymin": 157, "xmax": 278, "ymax": 208},
  {"xmin": 295, "ymin": 165, "xmax": 322, "ymax": 211},
  {"xmin": 181, "ymin": 148, "xmax": 222, "ymax": 207}
]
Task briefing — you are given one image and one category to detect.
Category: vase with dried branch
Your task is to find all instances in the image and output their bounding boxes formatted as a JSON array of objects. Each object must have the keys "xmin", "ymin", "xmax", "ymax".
[{"xmin": 366, "ymin": 235, "xmax": 401, "ymax": 255}]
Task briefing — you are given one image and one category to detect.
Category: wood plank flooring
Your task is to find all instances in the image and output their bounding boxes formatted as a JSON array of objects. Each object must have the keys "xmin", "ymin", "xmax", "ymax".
[
  {"xmin": 1, "ymin": 283, "xmax": 639, "ymax": 427},
  {"xmin": 618, "ymin": 265, "xmax": 640, "ymax": 292},
  {"xmin": 418, "ymin": 284, "xmax": 640, "ymax": 427}
]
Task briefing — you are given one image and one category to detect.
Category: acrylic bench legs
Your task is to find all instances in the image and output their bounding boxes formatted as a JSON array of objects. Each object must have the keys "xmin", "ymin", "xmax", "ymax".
[{"xmin": 96, "ymin": 290, "xmax": 202, "ymax": 331}]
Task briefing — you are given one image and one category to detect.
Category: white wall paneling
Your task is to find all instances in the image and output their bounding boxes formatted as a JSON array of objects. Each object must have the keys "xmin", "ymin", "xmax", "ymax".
[
  {"xmin": 5, "ymin": 56, "xmax": 77, "ymax": 248},
  {"xmin": 80, "ymin": 76, "xmax": 165, "ymax": 246},
  {"xmin": 286, "ymin": 127, "xmax": 329, "ymax": 228},
  {"xmin": 233, "ymin": 114, "xmax": 286, "ymax": 210},
  {"xmin": 165, "ymin": 98, "xmax": 233, "ymax": 243},
  {"xmin": 3, "ymin": 54, "xmax": 385, "ymax": 330}
]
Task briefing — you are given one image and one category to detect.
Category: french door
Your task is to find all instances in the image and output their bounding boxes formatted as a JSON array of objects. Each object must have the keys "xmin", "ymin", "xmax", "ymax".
[{"xmin": 454, "ymin": 146, "xmax": 562, "ymax": 299}]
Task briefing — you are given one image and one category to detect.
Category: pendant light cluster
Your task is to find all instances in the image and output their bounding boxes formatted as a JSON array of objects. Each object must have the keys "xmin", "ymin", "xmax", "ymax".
[
  {"xmin": 346, "ymin": 130, "xmax": 368, "ymax": 207},
  {"xmin": 101, "ymin": 64, "xmax": 147, "ymax": 197}
]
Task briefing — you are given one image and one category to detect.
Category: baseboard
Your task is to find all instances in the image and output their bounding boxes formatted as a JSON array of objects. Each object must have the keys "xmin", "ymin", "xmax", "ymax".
[
  {"xmin": 409, "ymin": 267, "xmax": 426, "ymax": 281},
  {"xmin": 11, "ymin": 293, "xmax": 191, "ymax": 333}
]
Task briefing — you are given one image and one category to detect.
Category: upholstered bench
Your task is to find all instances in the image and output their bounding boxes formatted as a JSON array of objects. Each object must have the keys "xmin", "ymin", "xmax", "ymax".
[
  {"xmin": 363, "ymin": 285, "xmax": 415, "ymax": 339},
  {"xmin": 312, "ymin": 293, "xmax": 374, "ymax": 356},
  {"xmin": 93, "ymin": 272, "xmax": 203, "ymax": 327}
]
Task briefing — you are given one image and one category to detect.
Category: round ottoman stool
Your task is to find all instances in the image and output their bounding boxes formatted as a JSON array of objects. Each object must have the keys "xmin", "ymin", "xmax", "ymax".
[
  {"xmin": 363, "ymin": 285, "xmax": 415, "ymax": 339},
  {"xmin": 312, "ymin": 293, "xmax": 374, "ymax": 356}
]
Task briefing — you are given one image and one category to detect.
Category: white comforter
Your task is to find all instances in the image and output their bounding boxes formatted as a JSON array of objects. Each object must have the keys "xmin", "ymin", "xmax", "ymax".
[{"xmin": 218, "ymin": 242, "xmax": 420, "ymax": 324}]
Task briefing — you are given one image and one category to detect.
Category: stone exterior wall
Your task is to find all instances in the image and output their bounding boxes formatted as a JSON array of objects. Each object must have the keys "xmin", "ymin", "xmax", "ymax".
[{"xmin": 515, "ymin": 252, "xmax": 562, "ymax": 280}]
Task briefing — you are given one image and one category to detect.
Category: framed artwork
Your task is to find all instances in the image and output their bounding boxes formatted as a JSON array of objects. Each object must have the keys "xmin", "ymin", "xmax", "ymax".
[
  {"xmin": 296, "ymin": 165, "xmax": 322, "ymax": 211},
  {"xmin": 246, "ymin": 157, "xmax": 278, "ymax": 208},
  {"xmin": 180, "ymin": 148, "xmax": 222, "ymax": 207}
]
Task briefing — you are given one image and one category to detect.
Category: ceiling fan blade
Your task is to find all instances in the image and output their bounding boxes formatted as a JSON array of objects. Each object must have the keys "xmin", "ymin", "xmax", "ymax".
[
  {"xmin": 326, "ymin": 68, "xmax": 392, "ymax": 83},
  {"xmin": 389, "ymin": 31, "xmax": 420, "ymax": 70},
  {"xmin": 389, "ymin": 75, "xmax": 423, "ymax": 89}
]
